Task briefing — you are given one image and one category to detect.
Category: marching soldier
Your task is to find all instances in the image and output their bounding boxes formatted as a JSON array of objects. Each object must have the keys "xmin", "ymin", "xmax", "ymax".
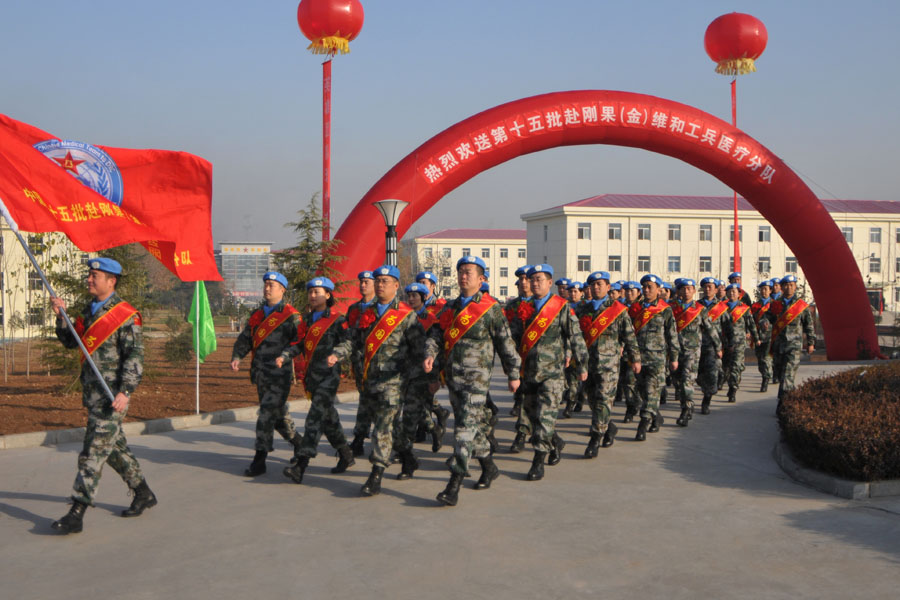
[
  {"xmin": 562, "ymin": 281, "xmax": 586, "ymax": 417},
  {"xmin": 671, "ymin": 278, "xmax": 721, "ymax": 427},
  {"xmin": 619, "ymin": 281, "xmax": 642, "ymax": 420},
  {"xmin": 282, "ymin": 277, "xmax": 355, "ymax": 484},
  {"xmin": 767, "ymin": 275, "xmax": 816, "ymax": 405},
  {"xmin": 411, "ymin": 272, "xmax": 451, "ymax": 443},
  {"xmin": 505, "ymin": 265, "xmax": 532, "ymax": 426},
  {"xmin": 50, "ymin": 258, "xmax": 155, "ymax": 534},
  {"xmin": 416, "ymin": 270, "xmax": 447, "ymax": 309},
  {"xmin": 576, "ymin": 271, "xmax": 640, "ymax": 457},
  {"xmin": 629, "ymin": 274, "xmax": 679, "ymax": 441},
  {"xmin": 346, "ymin": 270, "xmax": 377, "ymax": 457},
  {"xmin": 723, "ymin": 283, "xmax": 760, "ymax": 402},
  {"xmin": 555, "ymin": 277, "xmax": 571, "ymax": 297},
  {"xmin": 424, "ymin": 256, "xmax": 521, "ymax": 506},
  {"xmin": 328, "ymin": 265, "xmax": 426, "ymax": 496},
  {"xmin": 231, "ymin": 271, "xmax": 303, "ymax": 477},
  {"xmin": 697, "ymin": 276, "xmax": 733, "ymax": 414},
  {"xmin": 751, "ymin": 279, "xmax": 775, "ymax": 392},
  {"xmin": 728, "ymin": 272, "xmax": 754, "ymax": 306}
]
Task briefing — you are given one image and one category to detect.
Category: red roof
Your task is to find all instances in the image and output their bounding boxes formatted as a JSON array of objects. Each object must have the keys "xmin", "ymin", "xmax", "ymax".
[
  {"xmin": 417, "ymin": 228, "xmax": 527, "ymax": 240},
  {"xmin": 556, "ymin": 194, "xmax": 900, "ymax": 214}
]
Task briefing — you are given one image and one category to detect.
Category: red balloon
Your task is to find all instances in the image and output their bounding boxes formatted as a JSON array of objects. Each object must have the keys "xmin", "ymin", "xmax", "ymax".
[
  {"xmin": 704, "ymin": 12, "xmax": 767, "ymax": 75},
  {"xmin": 297, "ymin": 0, "xmax": 364, "ymax": 53}
]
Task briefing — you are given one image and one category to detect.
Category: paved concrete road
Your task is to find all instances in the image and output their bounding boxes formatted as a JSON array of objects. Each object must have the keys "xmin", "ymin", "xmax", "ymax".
[{"xmin": 2, "ymin": 362, "xmax": 898, "ymax": 599}]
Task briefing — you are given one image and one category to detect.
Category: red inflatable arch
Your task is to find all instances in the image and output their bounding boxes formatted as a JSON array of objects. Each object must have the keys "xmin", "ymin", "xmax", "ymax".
[{"xmin": 332, "ymin": 90, "xmax": 879, "ymax": 360}]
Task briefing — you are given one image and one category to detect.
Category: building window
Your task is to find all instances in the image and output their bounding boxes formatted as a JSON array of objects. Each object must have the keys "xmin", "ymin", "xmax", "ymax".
[
  {"xmin": 842, "ymin": 227, "xmax": 854, "ymax": 243},
  {"xmin": 543, "ymin": 256, "xmax": 547, "ymax": 263},
  {"xmin": 28, "ymin": 270, "xmax": 42, "ymax": 291},
  {"xmin": 441, "ymin": 267, "xmax": 451, "ymax": 277},
  {"xmin": 442, "ymin": 287, "xmax": 451, "ymax": 298},
  {"xmin": 27, "ymin": 234, "xmax": 46, "ymax": 255},
  {"xmin": 869, "ymin": 257, "xmax": 881, "ymax": 273},
  {"xmin": 870, "ymin": 228, "xmax": 882, "ymax": 243},
  {"xmin": 481, "ymin": 248, "xmax": 490, "ymax": 259},
  {"xmin": 896, "ymin": 228, "xmax": 900, "ymax": 243},
  {"xmin": 758, "ymin": 257, "xmax": 770, "ymax": 273},
  {"xmin": 895, "ymin": 257, "xmax": 900, "ymax": 274},
  {"xmin": 462, "ymin": 248, "xmax": 471, "ymax": 257},
  {"xmin": 699, "ymin": 256, "xmax": 712, "ymax": 272},
  {"xmin": 699, "ymin": 224, "xmax": 713, "ymax": 241},
  {"xmin": 577, "ymin": 223, "xmax": 591, "ymax": 240},
  {"xmin": 577, "ymin": 255, "xmax": 591, "ymax": 271},
  {"xmin": 518, "ymin": 248, "xmax": 526, "ymax": 259},
  {"xmin": 543, "ymin": 225, "xmax": 548, "ymax": 242},
  {"xmin": 729, "ymin": 257, "xmax": 735, "ymax": 272},
  {"xmin": 896, "ymin": 288, "xmax": 900, "ymax": 303},
  {"xmin": 758, "ymin": 225, "xmax": 771, "ymax": 242},
  {"xmin": 608, "ymin": 223, "xmax": 622, "ymax": 240},
  {"xmin": 499, "ymin": 267, "xmax": 508, "ymax": 278},
  {"xmin": 28, "ymin": 306, "xmax": 43, "ymax": 326},
  {"xmin": 499, "ymin": 286, "xmax": 508, "ymax": 297},
  {"xmin": 423, "ymin": 247, "xmax": 433, "ymax": 259},
  {"xmin": 637, "ymin": 256, "xmax": 651, "ymax": 271},
  {"xmin": 637, "ymin": 224, "xmax": 651, "ymax": 240},
  {"xmin": 785, "ymin": 257, "xmax": 798, "ymax": 273},
  {"xmin": 729, "ymin": 225, "xmax": 743, "ymax": 242},
  {"xmin": 500, "ymin": 248, "xmax": 508, "ymax": 258},
  {"xmin": 608, "ymin": 255, "xmax": 621, "ymax": 272},
  {"xmin": 442, "ymin": 248, "xmax": 451, "ymax": 258},
  {"xmin": 668, "ymin": 224, "xmax": 681, "ymax": 241},
  {"xmin": 667, "ymin": 256, "xmax": 681, "ymax": 272}
]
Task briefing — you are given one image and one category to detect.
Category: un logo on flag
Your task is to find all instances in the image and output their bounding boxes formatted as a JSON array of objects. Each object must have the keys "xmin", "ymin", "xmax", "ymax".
[{"xmin": 34, "ymin": 139, "xmax": 125, "ymax": 206}]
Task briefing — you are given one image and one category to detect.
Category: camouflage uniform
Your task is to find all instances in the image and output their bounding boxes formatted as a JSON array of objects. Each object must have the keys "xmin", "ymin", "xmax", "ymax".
[
  {"xmin": 395, "ymin": 307, "xmax": 441, "ymax": 454},
  {"xmin": 631, "ymin": 299, "xmax": 680, "ymax": 425},
  {"xmin": 697, "ymin": 298, "xmax": 733, "ymax": 397},
  {"xmin": 511, "ymin": 297, "xmax": 588, "ymax": 454},
  {"xmin": 231, "ymin": 299, "xmax": 300, "ymax": 453},
  {"xmin": 345, "ymin": 298, "xmax": 377, "ymax": 442},
  {"xmin": 504, "ymin": 295, "xmax": 529, "ymax": 430},
  {"xmin": 617, "ymin": 298, "xmax": 639, "ymax": 417},
  {"xmin": 724, "ymin": 302, "xmax": 759, "ymax": 391},
  {"xmin": 55, "ymin": 294, "xmax": 144, "ymax": 506},
  {"xmin": 672, "ymin": 301, "xmax": 721, "ymax": 419},
  {"xmin": 426, "ymin": 292, "xmax": 520, "ymax": 476},
  {"xmin": 751, "ymin": 299, "xmax": 774, "ymax": 383},
  {"xmin": 576, "ymin": 297, "xmax": 639, "ymax": 437},
  {"xmin": 332, "ymin": 297, "xmax": 425, "ymax": 469},
  {"xmin": 767, "ymin": 295, "xmax": 816, "ymax": 400}
]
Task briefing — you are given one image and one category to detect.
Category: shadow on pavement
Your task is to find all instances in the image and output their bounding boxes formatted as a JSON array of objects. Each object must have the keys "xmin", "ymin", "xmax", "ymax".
[{"xmin": 0, "ymin": 491, "xmax": 125, "ymax": 536}]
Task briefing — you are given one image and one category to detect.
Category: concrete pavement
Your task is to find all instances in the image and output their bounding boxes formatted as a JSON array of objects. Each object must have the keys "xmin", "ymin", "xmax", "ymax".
[{"xmin": 2, "ymin": 361, "xmax": 899, "ymax": 599}]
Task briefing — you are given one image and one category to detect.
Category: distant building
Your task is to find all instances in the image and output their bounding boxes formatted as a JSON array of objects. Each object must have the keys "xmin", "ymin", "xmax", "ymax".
[
  {"xmin": 215, "ymin": 242, "xmax": 273, "ymax": 304},
  {"xmin": 522, "ymin": 194, "xmax": 900, "ymax": 310},
  {"xmin": 409, "ymin": 229, "xmax": 527, "ymax": 300}
]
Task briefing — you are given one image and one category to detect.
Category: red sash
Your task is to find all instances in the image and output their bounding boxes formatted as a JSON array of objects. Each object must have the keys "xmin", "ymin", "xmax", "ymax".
[
  {"xmin": 673, "ymin": 303, "xmax": 704, "ymax": 333},
  {"xmin": 251, "ymin": 305, "xmax": 299, "ymax": 350},
  {"xmin": 581, "ymin": 302, "xmax": 628, "ymax": 347},
  {"xmin": 706, "ymin": 301, "xmax": 728, "ymax": 323},
  {"xmin": 730, "ymin": 304, "xmax": 751, "ymax": 323},
  {"xmin": 76, "ymin": 301, "xmax": 141, "ymax": 363},
  {"xmin": 519, "ymin": 295, "xmax": 567, "ymax": 358},
  {"xmin": 443, "ymin": 296, "xmax": 497, "ymax": 356},
  {"xmin": 770, "ymin": 298, "xmax": 809, "ymax": 344},
  {"xmin": 629, "ymin": 300, "xmax": 669, "ymax": 335},
  {"xmin": 419, "ymin": 305, "xmax": 440, "ymax": 332},
  {"xmin": 295, "ymin": 312, "xmax": 341, "ymax": 382},
  {"xmin": 363, "ymin": 303, "xmax": 413, "ymax": 381},
  {"xmin": 751, "ymin": 301, "xmax": 772, "ymax": 323}
]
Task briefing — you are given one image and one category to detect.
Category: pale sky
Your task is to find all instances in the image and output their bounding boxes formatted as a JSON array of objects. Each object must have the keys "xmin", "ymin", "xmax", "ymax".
[{"xmin": 3, "ymin": 0, "xmax": 898, "ymax": 249}]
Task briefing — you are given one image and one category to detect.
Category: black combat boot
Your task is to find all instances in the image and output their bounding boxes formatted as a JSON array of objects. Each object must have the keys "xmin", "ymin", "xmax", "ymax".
[
  {"xmin": 676, "ymin": 403, "xmax": 692, "ymax": 427},
  {"xmin": 331, "ymin": 445, "xmax": 355, "ymax": 474},
  {"xmin": 509, "ymin": 431, "xmax": 526, "ymax": 454},
  {"xmin": 584, "ymin": 431, "xmax": 601, "ymax": 459},
  {"xmin": 623, "ymin": 407, "xmax": 636, "ymax": 423},
  {"xmin": 562, "ymin": 390, "xmax": 575, "ymax": 418},
  {"xmin": 289, "ymin": 432, "xmax": 303, "ymax": 453},
  {"xmin": 660, "ymin": 386, "xmax": 668, "ymax": 405},
  {"xmin": 283, "ymin": 455, "xmax": 309, "ymax": 483},
  {"xmin": 397, "ymin": 450, "xmax": 419, "ymax": 481},
  {"xmin": 122, "ymin": 479, "xmax": 157, "ymax": 517},
  {"xmin": 548, "ymin": 433, "xmax": 566, "ymax": 466},
  {"xmin": 349, "ymin": 434, "xmax": 365, "ymax": 457},
  {"xmin": 728, "ymin": 385, "xmax": 737, "ymax": 403},
  {"xmin": 474, "ymin": 456, "xmax": 500, "ymax": 490},
  {"xmin": 760, "ymin": 377, "xmax": 769, "ymax": 393},
  {"xmin": 526, "ymin": 451, "xmax": 547, "ymax": 481},
  {"xmin": 487, "ymin": 428, "xmax": 499, "ymax": 455},
  {"xmin": 360, "ymin": 466, "xmax": 384, "ymax": 496},
  {"xmin": 51, "ymin": 500, "xmax": 87, "ymax": 534},
  {"xmin": 635, "ymin": 417, "xmax": 651, "ymax": 441},
  {"xmin": 700, "ymin": 394, "xmax": 712, "ymax": 415},
  {"xmin": 431, "ymin": 423, "xmax": 444, "ymax": 453},
  {"xmin": 434, "ymin": 406, "xmax": 450, "ymax": 430},
  {"xmin": 244, "ymin": 450, "xmax": 267, "ymax": 476},
  {"xmin": 649, "ymin": 413, "xmax": 664, "ymax": 433},
  {"xmin": 573, "ymin": 394, "xmax": 584, "ymax": 413},
  {"xmin": 601, "ymin": 422, "xmax": 618, "ymax": 448},
  {"xmin": 437, "ymin": 472, "xmax": 464, "ymax": 506},
  {"xmin": 717, "ymin": 371, "xmax": 725, "ymax": 391}
]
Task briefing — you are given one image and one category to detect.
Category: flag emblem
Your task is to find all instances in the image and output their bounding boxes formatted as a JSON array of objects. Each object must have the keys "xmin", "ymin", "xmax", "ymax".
[{"xmin": 33, "ymin": 139, "xmax": 124, "ymax": 206}]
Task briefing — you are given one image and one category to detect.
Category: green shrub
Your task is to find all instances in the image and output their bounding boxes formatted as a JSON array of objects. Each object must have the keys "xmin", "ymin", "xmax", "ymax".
[{"xmin": 778, "ymin": 361, "xmax": 900, "ymax": 481}]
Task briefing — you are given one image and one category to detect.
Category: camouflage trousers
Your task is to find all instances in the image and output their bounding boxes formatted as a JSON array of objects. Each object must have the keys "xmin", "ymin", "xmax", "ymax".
[
  {"xmin": 586, "ymin": 364, "xmax": 619, "ymax": 434},
  {"xmin": 565, "ymin": 362, "xmax": 580, "ymax": 406},
  {"xmin": 446, "ymin": 386, "xmax": 493, "ymax": 476},
  {"xmin": 353, "ymin": 388, "xmax": 377, "ymax": 439},
  {"xmin": 674, "ymin": 346, "xmax": 701, "ymax": 410},
  {"xmin": 755, "ymin": 342, "xmax": 773, "ymax": 380},
  {"xmin": 297, "ymin": 385, "xmax": 347, "ymax": 459},
  {"xmin": 393, "ymin": 379, "xmax": 435, "ymax": 454},
  {"xmin": 636, "ymin": 359, "xmax": 666, "ymax": 421},
  {"xmin": 724, "ymin": 343, "xmax": 749, "ymax": 388},
  {"xmin": 522, "ymin": 377, "xmax": 566, "ymax": 454},
  {"xmin": 774, "ymin": 346, "xmax": 802, "ymax": 399},
  {"xmin": 368, "ymin": 386, "xmax": 403, "ymax": 469},
  {"xmin": 72, "ymin": 404, "xmax": 144, "ymax": 505},
  {"xmin": 620, "ymin": 359, "xmax": 639, "ymax": 414},
  {"xmin": 697, "ymin": 343, "xmax": 720, "ymax": 396},
  {"xmin": 255, "ymin": 374, "xmax": 298, "ymax": 452}
]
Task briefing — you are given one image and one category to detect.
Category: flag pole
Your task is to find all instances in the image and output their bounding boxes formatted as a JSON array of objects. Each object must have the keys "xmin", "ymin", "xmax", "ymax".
[
  {"xmin": 0, "ymin": 196, "xmax": 116, "ymax": 404},
  {"xmin": 195, "ymin": 281, "xmax": 200, "ymax": 415}
]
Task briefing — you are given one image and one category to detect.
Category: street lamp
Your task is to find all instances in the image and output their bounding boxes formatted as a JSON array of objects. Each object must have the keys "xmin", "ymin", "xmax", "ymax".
[{"xmin": 373, "ymin": 199, "xmax": 409, "ymax": 267}]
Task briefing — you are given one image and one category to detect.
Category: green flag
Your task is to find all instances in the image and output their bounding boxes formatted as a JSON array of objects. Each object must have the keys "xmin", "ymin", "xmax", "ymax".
[{"xmin": 188, "ymin": 281, "xmax": 217, "ymax": 363}]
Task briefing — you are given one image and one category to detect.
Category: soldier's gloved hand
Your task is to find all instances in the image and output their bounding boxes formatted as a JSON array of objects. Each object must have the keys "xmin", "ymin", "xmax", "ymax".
[
  {"xmin": 423, "ymin": 357, "xmax": 435, "ymax": 373},
  {"xmin": 508, "ymin": 379, "xmax": 520, "ymax": 393}
]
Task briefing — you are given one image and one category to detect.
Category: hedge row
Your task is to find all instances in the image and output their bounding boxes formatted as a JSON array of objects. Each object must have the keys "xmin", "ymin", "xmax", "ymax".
[{"xmin": 778, "ymin": 361, "xmax": 900, "ymax": 482}]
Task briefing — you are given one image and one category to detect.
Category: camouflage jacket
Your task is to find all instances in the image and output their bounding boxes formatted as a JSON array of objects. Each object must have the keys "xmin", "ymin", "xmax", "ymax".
[
  {"xmin": 630, "ymin": 298, "xmax": 680, "ymax": 365},
  {"xmin": 672, "ymin": 300, "xmax": 721, "ymax": 354},
  {"xmin": 575, "ymin": 296, "xmax": 640, "ymax": 372},
  {"xmin": 750, "ymin": 299, "xmax": 775, "ymax": 344},
  {"xmin": 343, "ymin": 297, "xmax": 375, "ymax": 387},
  {"xmin": 409, "ymin": 307, "xmax": 440, "ymax": 386},
  {"xmin": 503, "ymin": 296, "xmax": 531, "ymax": 345},
  {"xmin": 766, "ymin": 295, "xmax": 816, "ymax": 352},
  {"xmin": 288, "ymin": 307, "xmax": 347, "ymax": 393},
  {"xmin": 510, "ymin": 294, "xmax": 588, "ymax": 384},
  {"xmin": 231, "ymin": 299, "xmax": 299, "ymax": 384},
  {"xmin": 425, "ymin": 291, "xmax": 520, "ymax": 392},
  {"xmin": 699, "ymin": 297, "xmax": 734, "ymax": 352},
  {"xmin": 332, "ymin": 296, "xmax": 425, "ymax": 394},
  {"xmin": 725, "ymin": 302, "xmax": 759, "ymax": 349},
  {"xmin": 56, "ymin": 293, "xmax": 143, "ymax": 409}
]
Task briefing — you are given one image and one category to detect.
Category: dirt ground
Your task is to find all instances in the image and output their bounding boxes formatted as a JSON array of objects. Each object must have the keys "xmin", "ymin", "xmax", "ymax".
[{"xmin": 0, "ymin": 337, "xmax": 357, "ymax": 436}]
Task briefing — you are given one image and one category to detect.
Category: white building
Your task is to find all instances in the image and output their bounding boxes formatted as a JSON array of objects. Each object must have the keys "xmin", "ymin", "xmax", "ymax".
[
  {"xmin": 522, "ymin": 194, "xmax": 900, "ymax": 310},
  {"xmin": 408, "ymin": 229, "xmax": 527, "ymax": 299}
]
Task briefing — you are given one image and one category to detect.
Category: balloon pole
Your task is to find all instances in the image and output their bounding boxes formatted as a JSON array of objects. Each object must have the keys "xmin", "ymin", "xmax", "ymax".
[
  {"xmin": 322, "ymin": 57, "xmax": 332, "ymax": 243},
  {"xmin": 731, "ymin": 77, "xmax": 740, "ymax": 273}
]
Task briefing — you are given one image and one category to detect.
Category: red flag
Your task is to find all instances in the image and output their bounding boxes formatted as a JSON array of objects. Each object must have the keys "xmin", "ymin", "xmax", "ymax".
[{"xmin": 0, "ymin": 114, "xmax": 221, "ymax": 281}]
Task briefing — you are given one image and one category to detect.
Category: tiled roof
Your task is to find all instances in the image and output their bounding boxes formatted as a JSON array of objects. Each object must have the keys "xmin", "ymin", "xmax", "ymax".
[
  {"xmin": 555, "ymin": 194, "xmax": 900, "ymax": 214},
  {"xmin": 417, "ymin": 228, "xmax": 527, "ymax": 240}
]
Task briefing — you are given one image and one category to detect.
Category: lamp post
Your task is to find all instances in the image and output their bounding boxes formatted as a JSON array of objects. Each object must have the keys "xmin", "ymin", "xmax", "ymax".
[{"xmin": 373, "ymin": 199, "xmax": 409, "ymax": 267}]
